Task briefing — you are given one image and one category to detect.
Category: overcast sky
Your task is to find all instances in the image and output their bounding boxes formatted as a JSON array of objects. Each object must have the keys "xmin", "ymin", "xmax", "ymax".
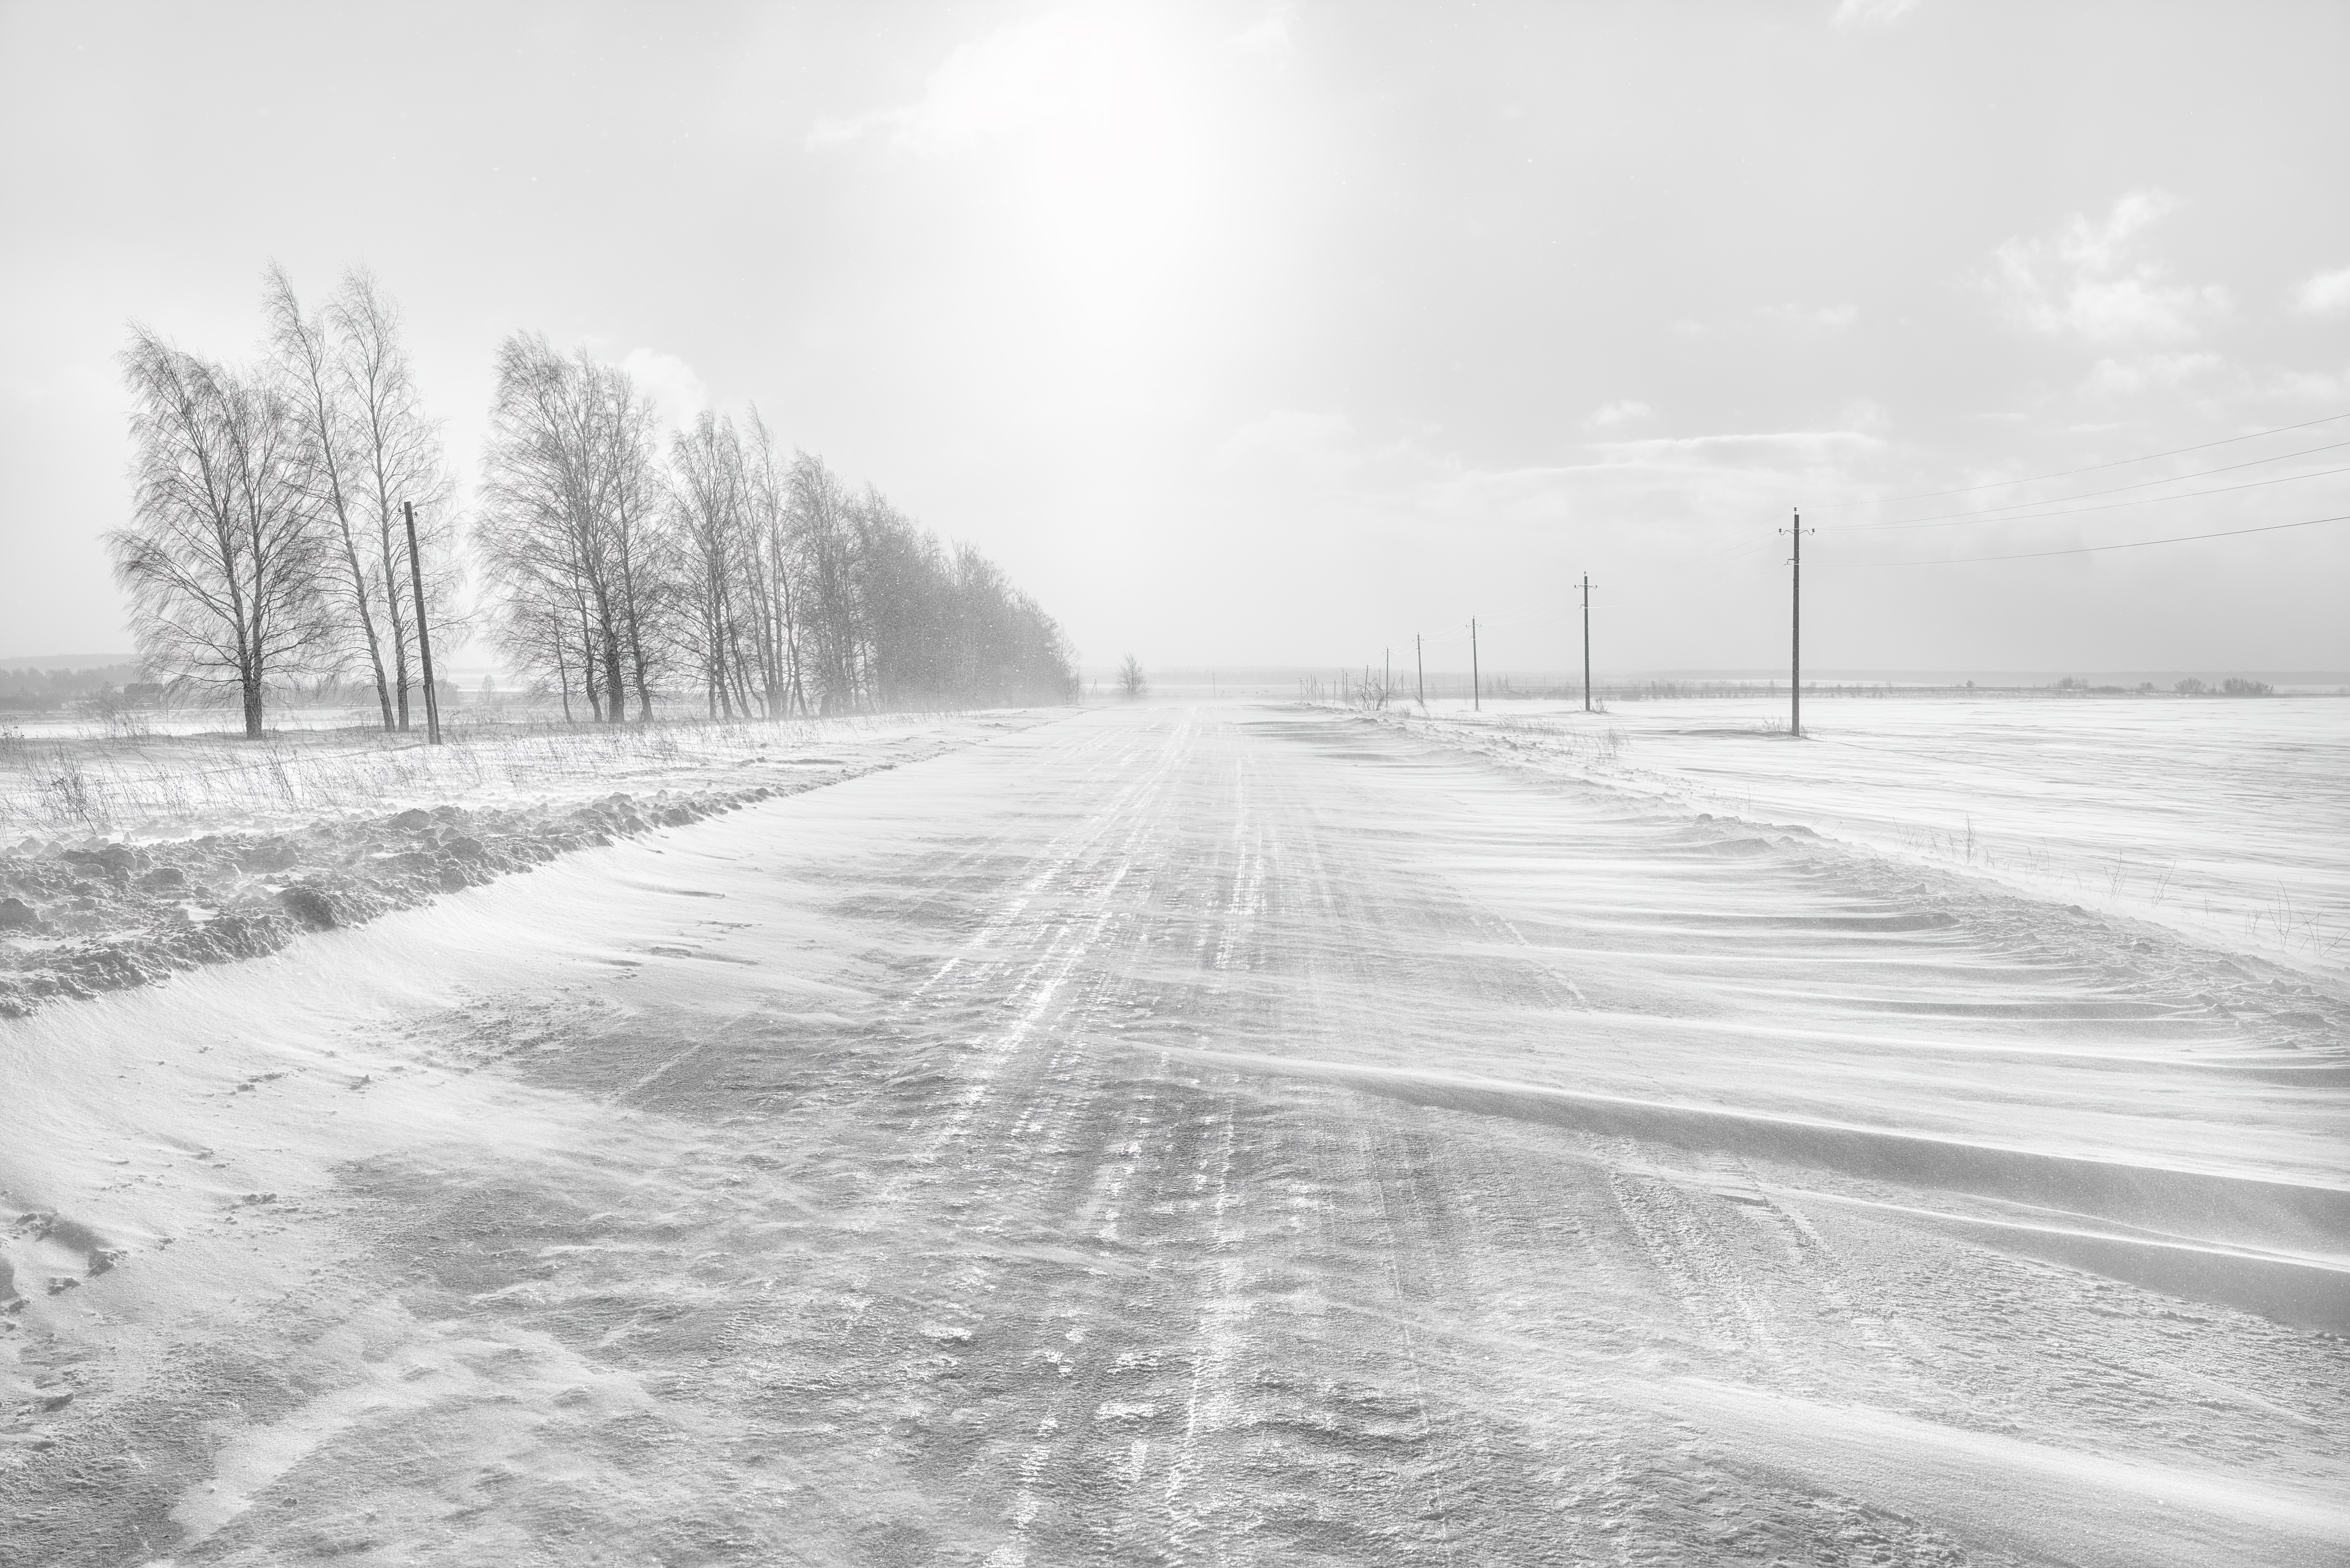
[{"xmin": 4, "ymin": 0, "xmax": 2346, "ymax": 675}]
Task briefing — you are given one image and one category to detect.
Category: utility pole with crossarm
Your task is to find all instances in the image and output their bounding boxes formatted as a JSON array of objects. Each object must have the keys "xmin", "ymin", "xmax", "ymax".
[
  {"xmin": 1470, "ymin": 618, "xmax": 1481, "ymax": 712},
  {"xmin": 1580, "ymin": 573, "xmax": 1593, "ymax": 713},
  {"xmin": 1782, "ymin": 508, "xmax": 1815, "ymax": 739}
]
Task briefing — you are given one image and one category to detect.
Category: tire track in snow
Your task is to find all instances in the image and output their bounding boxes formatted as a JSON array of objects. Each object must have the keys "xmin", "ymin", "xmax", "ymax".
[{"xmin": 747, "ymin": 705, "xmax": 2350, "ymax": 1563}]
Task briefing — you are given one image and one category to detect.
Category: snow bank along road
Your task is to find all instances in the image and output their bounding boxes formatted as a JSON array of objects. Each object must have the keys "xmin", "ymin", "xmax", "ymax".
[{"xmin": 4, "ymin": 703, "xmax": 2346, "ymax": 1566}]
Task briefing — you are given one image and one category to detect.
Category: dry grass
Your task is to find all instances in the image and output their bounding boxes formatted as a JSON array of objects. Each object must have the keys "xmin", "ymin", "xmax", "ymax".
[{"xmin": 0, "ymin": 710, "xmax": 929, "ymax": 842}]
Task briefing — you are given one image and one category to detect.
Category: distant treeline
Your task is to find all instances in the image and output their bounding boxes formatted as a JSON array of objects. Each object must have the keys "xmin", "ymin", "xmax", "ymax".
[
  {"xmin": 0, "ymin": 665, "xmax": 143, "ymax": 707},
  {"xmin": 108, "ymin": 269, "xmax": 1078, "ymax": 737}
]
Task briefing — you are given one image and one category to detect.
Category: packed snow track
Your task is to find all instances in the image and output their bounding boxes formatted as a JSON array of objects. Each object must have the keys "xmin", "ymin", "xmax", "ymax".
[{"xmin": 3, "ymin": 703, "xmax": 2345, "ymax": 1566}]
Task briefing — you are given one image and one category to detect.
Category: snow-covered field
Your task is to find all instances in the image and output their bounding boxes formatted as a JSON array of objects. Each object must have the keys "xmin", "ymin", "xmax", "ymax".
[
  {"xmin": 1386, "ymin": 693, "xmax": 2350, "ymax": 975},
  {"xmin": 0, "ymin": 712, "xmax": 1063, "ymax": 1017},
  {"xmin": 2, "ymin": 700, "xmax": 2344, "ymax": 1565},
  {"xmin": 0, "ymin": 709, "xmax": 1038, "ymax": 842}
]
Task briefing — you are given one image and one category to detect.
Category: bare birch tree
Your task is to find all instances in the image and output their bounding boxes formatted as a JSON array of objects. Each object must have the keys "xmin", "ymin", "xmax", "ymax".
[
  {"xmin": 478, "ymin": 335, "xmax": 603, "ymax": 716},
  {"xmin": 263, "ymin": 266, "xmax": 456, "ymax": 731},
  {"xmin": 786, "ymin": 451, "xmax": 866, "ymax": 713},
  {"xmin": 476, "ymin": 343, "xmax": 1073, "ymax": 724},
  {"xmin": 478, "ymin": 335, "xmax": 664, "ymax": 722},
  {"xmin": 265, "ymin": 265, "xmax": 396, "ymax": 728},
  {"xmin": 668, "ymin": 411, "xmax": 752, "ymax": 716},
  {"xmin": 111, "ymin": 329, "xmax": 336, "ymax": 736},
  {"xmin": 332, "ymin": 268, "xmax": 457, "ymax": 731},
  {"xmin": 740, "ymin": 409, "xmax": 806, "ymax": 716},
  {"xmin": 598, "ymin": 365, "xmax": 666, "ymax": 721}
]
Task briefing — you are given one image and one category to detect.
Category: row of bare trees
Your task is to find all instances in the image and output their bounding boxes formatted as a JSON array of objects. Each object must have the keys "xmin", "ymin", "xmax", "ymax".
[
  {"xmin": 475, "ymin": 334, "xmax": 1077, "ymax": 720},
  {"xmin": 111, "ymin": 268, "xmax": 456, "ymax": 737},
  {"xmin": 111, "ymin": 273, "xmax": 1078, "ymax": 735}
]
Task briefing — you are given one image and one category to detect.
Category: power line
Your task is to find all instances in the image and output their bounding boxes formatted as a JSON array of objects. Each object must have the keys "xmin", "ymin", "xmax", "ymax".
[
  {"xmin": 1830, "ymin": 461, "xmax": 2350, "ymax": 533},
  {"xmin": 1838, "ymin": 439, "xmax": 2350, "ymax": 530},
  {"xmin": 1683, "ymin": 531, "xmax": 1783, "ymax": 565},
  {"xmin": 1831, "ymin": 512, "xmax": 2349, "ymax": 567},
  {"xmin": 1851, "ymin": 411, "xmax": 2350, "ymax": 505},
  {"xmin": 1784, "ymin": 509, "xmax": 1813, "ymax": 738}
]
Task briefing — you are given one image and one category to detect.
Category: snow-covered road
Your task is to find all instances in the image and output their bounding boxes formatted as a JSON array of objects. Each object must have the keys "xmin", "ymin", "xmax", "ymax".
[{"xmin": 4, "ymin": 703, "xmax": 2346, "ymax": 1566}]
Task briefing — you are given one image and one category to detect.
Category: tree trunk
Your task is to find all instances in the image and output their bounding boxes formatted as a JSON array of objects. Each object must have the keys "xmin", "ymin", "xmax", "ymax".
[
  {"xmin": 581, "ymin": 618, "xmax": 604, "ymax": 723},
  {"xmin": 551, "ymin": 623, "xmax": 575, "ymax": 725},
  {"xmin": 372, "ymin": 514, "xmax": 413, "ymax": 731},
  {"xmin": 602, "ymin": 623, "xmax": 628, "ymax": 726},
  {"xmin": 621, "ymin": 573, "xmax": 656, "ymax": 722},
  {"xmin": 343, "ymin": 533, "xmax": 393, "ymax": 729}
]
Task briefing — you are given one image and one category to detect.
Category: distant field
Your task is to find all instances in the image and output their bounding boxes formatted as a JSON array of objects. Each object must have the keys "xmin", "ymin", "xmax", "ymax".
[{"xmin": 1382, "ymin": 692, "xmax": 2350, "ymax": 975}]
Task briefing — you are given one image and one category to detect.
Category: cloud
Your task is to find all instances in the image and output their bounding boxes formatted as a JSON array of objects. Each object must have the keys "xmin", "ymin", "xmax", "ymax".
[
  {"xmin": 1763, "ymin": 303, "xmax": 1859, "ymax": 329},
  {"xmin": 620, "ymin": 348, "xmax": 708, "ymax": 431},
  {"xmin": 808, "ymin": 9, "xmax": 1148, "ymax": 153},
  {"xmin": 1837, "ymin": 398, "xmax": 1891, "ymax": 433},
  {"xmin": 2081, "ymin": 352, "xmax": 2223, "ymax": 397},
  {"xmin": 1833, "ymin": 0, "xmax": 1922, "ymax": 26},
  {"xmin": 1586, "ymin": 429, "xmax": 1887, "ymax": 468},
  {"xmin": 2256, "ymin": 361, "xmax": 2350, "ymax": 406},
  {"xmin": 2293, "ymin": 266, "xmax": 2350, "ymax": 316},
  {"xmin": 1213, "ymin": 409, "xmax": 1361, "ymax": 480},
  {"xmin": 1584, "ymin": 399, "xmax": 1654, "ymax": 431},
  {"xmin": 1986, "ymin": 191, "xmax": 2228, "ymax": 343},
  {"xmin": 1230, "ymin": 4, "xmax": 1292, "ymax": 56},
  {"xmin": 1200, "ymin": 409, "xmax": 1904, "ymax": 554},
  {"xmin": 1415, "ymin": 428, "xmax": 1892, "ymax": 537}
]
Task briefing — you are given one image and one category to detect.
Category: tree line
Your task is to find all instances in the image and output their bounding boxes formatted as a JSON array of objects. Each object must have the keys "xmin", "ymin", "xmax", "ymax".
[
  {"xmin": 0, "ymin": 664, "xmax": 145, "ymax": 709},
  {"xmin": 108, "ymin": 269, "xmax": 1078, "ymax": 737}
]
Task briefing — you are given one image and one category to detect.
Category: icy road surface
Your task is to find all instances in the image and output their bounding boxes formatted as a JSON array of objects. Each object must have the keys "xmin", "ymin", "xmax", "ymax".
[{"xmin": 4, "ymin": 704, "xmax": 2346, "ymax": 1566}]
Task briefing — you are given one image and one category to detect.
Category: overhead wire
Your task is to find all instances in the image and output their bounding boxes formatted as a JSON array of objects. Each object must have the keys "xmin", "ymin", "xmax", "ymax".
[
  {"xmin": 1821, "ymin": 512, "xmax": 2350, "ymax": 567},
  {"xmin": 1828, "ymin": 461, "xmax": 2350, "ymax": 533},
  {"xmin": 1361, "ymin": 414, "xmax": 2348, "ymax": 672},
  {"xmin": 1850, "ymin": 410, "xmax": 2350, "ymax": 505},
  {"xmin": 1835, "ymin": 440, "xmax": 2350, "ymax": 530},
  {"xmin": 1681, "ymin": 531, "xmax": 1783, "ymax": 566}
]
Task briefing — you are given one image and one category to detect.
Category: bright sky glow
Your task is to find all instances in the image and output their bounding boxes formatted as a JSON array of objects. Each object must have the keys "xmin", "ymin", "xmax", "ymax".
[{"xmin": 3, "ymin": 1, "xmax": 2346, "ymax": 674}]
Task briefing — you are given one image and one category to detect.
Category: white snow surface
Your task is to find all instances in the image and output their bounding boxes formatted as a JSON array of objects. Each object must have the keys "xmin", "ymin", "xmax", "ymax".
[
  {"xmin": 1, "ymin": 701, "xmax": 2344, "ymax": 1565},
  {"xmin": 1387, "ymin": 693, "xmax": 2350, "ymax": 975},
  {"xmin": 2, "ymin": 709, "xmax": 1037, "ymax": 842},
  {"xmin": 0, "ymin": 711, "xmax": 1062, "ymax": 1016}
]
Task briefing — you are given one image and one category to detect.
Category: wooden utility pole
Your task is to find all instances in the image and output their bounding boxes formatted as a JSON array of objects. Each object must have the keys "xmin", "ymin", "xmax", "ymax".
[
  {"xmin": 1415, "ymin": 634, "xmax": 1424, "ymax": 707},
  {"xmin": 404, "ymin": 500, "xmax": 442, "ymax": 745},
  {"xmin": 1782, "ymin": 508, "xmax": 1814, "ymax": 739},
  {"xmin": 1580, "ymin": 573, "xmax": 1593, "ymax": 713},
  {"xmin": 1470, "ymin": 618, "xmax": 1481, "ymax": 712}
]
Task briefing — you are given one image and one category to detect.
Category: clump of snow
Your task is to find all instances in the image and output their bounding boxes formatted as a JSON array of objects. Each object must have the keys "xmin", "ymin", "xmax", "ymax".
[{"xmin": 0, "ymin": 787, "xmax": 780, "ymax": 1015}]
